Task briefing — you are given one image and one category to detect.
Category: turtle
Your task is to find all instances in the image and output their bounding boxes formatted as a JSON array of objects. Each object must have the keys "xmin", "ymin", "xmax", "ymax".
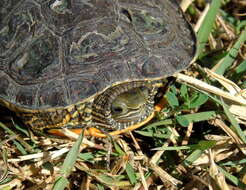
[{"xmin": 0, "ymin": 0, "xmax": 196, "ymax": 138}]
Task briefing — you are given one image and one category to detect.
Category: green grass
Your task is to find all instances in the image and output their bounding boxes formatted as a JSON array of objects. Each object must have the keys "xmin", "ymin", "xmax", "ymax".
[{"xmin": 0, "ymin": 0, "xmax": 246, "ymax": 189}]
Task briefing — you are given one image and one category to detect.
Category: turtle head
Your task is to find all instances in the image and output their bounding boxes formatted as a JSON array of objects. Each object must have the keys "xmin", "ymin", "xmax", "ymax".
[
  {"xmin": 111, "ymin": 87, "xmax": 150, "ymax": 123},
  {"xmin": 92, "ymin": 81, "xmax": 158, "ymax": 131}
]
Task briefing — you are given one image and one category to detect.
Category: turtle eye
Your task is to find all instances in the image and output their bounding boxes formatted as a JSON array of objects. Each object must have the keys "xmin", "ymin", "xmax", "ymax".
[
  {"xmin": 111, "ymin": 105, "xmax": 124, "ymax": 114},
  {"xmin": 121, "ymin": 8, "xmax": 132, "ymax": 22}
]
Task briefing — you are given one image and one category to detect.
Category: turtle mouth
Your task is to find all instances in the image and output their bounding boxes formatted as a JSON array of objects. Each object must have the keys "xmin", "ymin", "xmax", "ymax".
[{"xmin": 92, "ymin": 81, "xmax": 157, "ymax": 131}]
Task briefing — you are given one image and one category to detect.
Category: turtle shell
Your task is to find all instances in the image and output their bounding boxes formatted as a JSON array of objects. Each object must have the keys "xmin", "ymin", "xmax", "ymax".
[{"xmin": 0, "ymin": 0, "xmax": 196, "ymax": 110}]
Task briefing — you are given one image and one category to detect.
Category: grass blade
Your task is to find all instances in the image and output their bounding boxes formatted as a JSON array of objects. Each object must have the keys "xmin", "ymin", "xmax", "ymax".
[
  {"xmin": 197, "ymin": 0, "xmax": 221, "ymax": 58},
  {"xmin": 53, "ymin": 131, "xmax": 84, "ymax": 190},
  {"xmin": 213, "ymin": 29, "xmax": 246, "ymax": 75},
  {"xmin": 176, "ymin": 111, "xmax": 217, "ymax": 124},
  {"xmin": 126, "ymin": 163, "xmax": 137, "ymax": 185}
]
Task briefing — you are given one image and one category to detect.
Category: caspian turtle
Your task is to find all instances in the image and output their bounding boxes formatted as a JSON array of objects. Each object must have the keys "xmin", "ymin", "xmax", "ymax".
[{"xmin": 0, "ymin": 0, "xmax": 196, "ymax": 137}]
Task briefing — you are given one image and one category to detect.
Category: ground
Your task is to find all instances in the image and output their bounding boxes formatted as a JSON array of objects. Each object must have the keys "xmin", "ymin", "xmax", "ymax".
[{"xmin": 0, "ymin": 0, "xmax": 246, "ymax": 189}]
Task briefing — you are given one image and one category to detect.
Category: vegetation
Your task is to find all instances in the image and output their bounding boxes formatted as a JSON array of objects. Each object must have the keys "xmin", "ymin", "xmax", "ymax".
[{"xmin": 0, "ymin": 0, "xmax": 245, "ymax": 189}]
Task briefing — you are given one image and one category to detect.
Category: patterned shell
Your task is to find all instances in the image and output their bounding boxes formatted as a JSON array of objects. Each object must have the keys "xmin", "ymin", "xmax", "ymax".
[{"xmin": 0, "ymin": 0, "xmax": 196, "ymax": 110}]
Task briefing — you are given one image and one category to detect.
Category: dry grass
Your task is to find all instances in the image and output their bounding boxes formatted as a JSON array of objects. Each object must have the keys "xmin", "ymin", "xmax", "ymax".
[{"xmin": 0, "ymin": 0, "xmax": 246, "ymax": 189}]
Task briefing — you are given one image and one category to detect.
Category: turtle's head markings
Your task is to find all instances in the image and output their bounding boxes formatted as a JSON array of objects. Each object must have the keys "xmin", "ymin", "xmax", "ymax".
[
  {"xmin": 111, "ymin": 87, "xmax": 149, "ymax": 123},
  {"xmin": 92, "ymin": 81, "xmax": 156, "ymax": 131}
]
